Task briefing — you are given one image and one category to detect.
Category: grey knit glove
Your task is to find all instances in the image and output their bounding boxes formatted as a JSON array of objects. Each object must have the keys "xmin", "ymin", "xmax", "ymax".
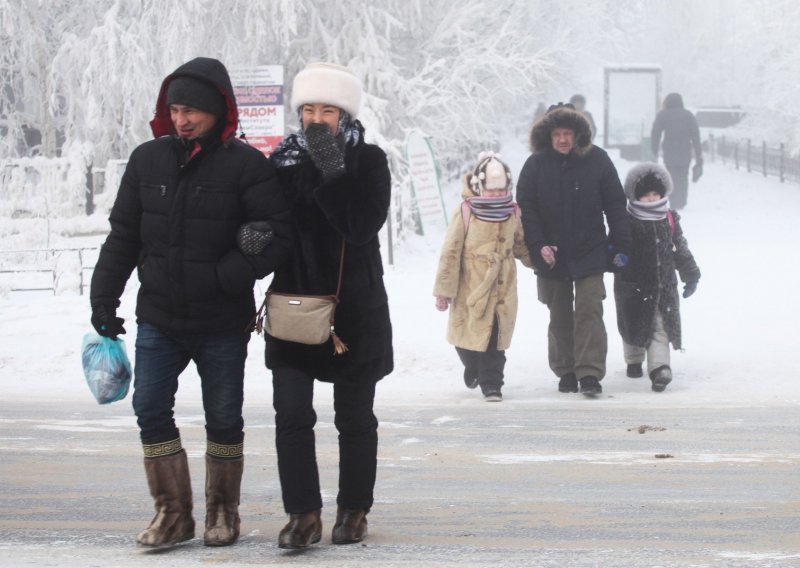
[
  {"xmin": 236, "ymin": 221, "xmax": 274, "ymax": 255},
  {"xmin": 304, "ymin": 122, "xmax": 346, "ymax": 181}
]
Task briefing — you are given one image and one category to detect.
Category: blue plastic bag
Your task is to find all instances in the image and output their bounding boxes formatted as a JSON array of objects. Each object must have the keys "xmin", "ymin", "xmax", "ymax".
[{"xmin": 81, "ymin": 331, "xmax": 132, "ymax": 404}]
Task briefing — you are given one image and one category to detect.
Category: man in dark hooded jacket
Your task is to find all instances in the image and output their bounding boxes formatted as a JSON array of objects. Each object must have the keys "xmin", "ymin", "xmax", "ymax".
[
  {"xmin": 517, "ymin": 104, "xmax": 631, "ymax": 396},
  {"xmin": 650, "ymin": 92, "xmax": 703, "ymax": 209},
  {"xmin": 90, "ymin": 57, "xmax": 292, "ymax": 549}
]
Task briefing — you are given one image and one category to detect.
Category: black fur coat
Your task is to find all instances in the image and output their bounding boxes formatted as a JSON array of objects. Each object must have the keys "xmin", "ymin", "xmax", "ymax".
[
  {"xmin": 614, "ymin": 211, "xmax": 700, "ymax": 349},
  {"xmin": 265, "ymin": 140, "xmax": 393, "ymax": 383}
]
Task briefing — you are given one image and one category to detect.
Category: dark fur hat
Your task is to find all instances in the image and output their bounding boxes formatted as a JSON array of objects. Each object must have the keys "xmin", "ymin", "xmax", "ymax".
[
  {"xmin": 623, "ymin": 162, "xmax": 673, "ymax": 201},
  {"xmin": 529, "ymin": 103, "xmax": 593, "ymax": 155}
]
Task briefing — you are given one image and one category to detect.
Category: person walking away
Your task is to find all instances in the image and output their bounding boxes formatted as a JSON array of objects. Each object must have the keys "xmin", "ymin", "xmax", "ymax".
[
  {"xmin": 516, "ymin": 103, "xmax": 631, "ymax": 396},
  {"xmin": 90, "ymin": 57, "xmax": 293, "ymax": 548},
  {"xmin": 433, "ymin": 152, "xmax": 532, "ymax": 402},
  {"xmin": 265, "ymin": 62, "xmax": 393, "ymax": 549},
  {"xmin": 614, "ymin": 162, "xmax": 701, "ymax": 391},
  {"xmin": 650, "ymin": 92, "xmax": 703, "ymax": 209},
  {"xmin": 569, "ymin": 94, "xmax": 597, "ymax": 140}
]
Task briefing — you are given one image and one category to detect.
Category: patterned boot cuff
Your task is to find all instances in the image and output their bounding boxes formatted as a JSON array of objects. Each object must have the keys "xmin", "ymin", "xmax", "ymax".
[
  {"xmin": 207, "ymin": 440, "xmax": 244, "ymax": 459},
  {"xmin": 142, "ymin": 438, "xmax": 183, "ymax": 458}
]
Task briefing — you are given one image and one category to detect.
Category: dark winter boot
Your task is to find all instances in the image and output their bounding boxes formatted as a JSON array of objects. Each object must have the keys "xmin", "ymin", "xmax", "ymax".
[
  {"xmin": 331, "ymin": 507, "xmax": 368, "ymax": 545},
  {"xmin": 278, "ymin": 510, "xmax": 322, "ymax": 549},
  {"xmin": 579, "ymin": 375, "xmax": 602, "ymax": 396},
  {"xmin": 204, "ymin": 454, "xmax": 243, "ymax": 546},
  {"xmin": 463, "ymin": 368, "xmax": 479, "ymax": 390},
  {"xmin": 558, "ymin": 372, "xmax": 578, "ymax": 393},
  {"xmin": 650, "ymin": 365, "xmax": 672, "ymax": 392},
  {"xmin": 136, "ymin": 448, "xmax": 196, "ymax": 548},
  {"xmin": 626, "ymin": 363, "xmax": 643, "ymax": 378}
]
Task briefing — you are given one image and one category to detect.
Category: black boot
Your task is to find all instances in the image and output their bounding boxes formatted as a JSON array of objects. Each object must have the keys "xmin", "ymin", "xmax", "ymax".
[
  {"xmin": 626, "ymin": 363, "xmax": 643, "ymax": 378},
  {"xmin": 558, "ymin": 372, "xmax": 578, "ymax": 393},
  {"xmin": 579, "ymin": 376, "xmax": 602, "ymax": 396},
  {"xmin": 650, "ymin": 365, "xmax": 672, "ymax": 392}
]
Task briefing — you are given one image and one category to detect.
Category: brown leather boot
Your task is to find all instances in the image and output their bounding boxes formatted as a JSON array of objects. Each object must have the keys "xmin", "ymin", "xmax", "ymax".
[
  {"xmin": 278, "ymin": 510, "xmax": 322, "ymax": 549},
  {"xmin": 136, "ymin": 449, "xmax": 196, "ymax": 548},
  {"xmin": 331, "ymin": 507, "xmax": 368, "ymax": 544},
  {"xmin": 203, "ymin": 454, "xmax": 243, "ymax": 546}
]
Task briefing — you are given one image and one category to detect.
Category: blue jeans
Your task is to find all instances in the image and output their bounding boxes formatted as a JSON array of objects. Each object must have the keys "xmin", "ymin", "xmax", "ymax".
[{"xmin": 132, "ymin": 322, "xmax": 249, "ymax": 446}]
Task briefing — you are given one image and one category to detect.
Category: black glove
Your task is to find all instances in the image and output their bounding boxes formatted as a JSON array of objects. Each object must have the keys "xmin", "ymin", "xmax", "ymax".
[
  {"xmin": 692, "ymin": 162, "xmax": 703, "ymax": 182},
  {"xmin": 236, "ymin": 221, "xmax": 274, "ymax": 255},
  {"xmin": 683, "ymin": 280, "xmax": 698, "ymax": 298},
  {"xmin": 91, "ymin": 305, "xmax": 126, "ymax": 340},
  {"xmin": 304, "ymin": 122, "xmax": 346, "ymax": 181}
]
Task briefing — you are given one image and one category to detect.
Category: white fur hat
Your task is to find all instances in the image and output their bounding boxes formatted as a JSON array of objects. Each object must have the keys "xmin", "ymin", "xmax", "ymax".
[{"xmin": 290, "ymin": 62, "xmax": 362, "ymax": 118}]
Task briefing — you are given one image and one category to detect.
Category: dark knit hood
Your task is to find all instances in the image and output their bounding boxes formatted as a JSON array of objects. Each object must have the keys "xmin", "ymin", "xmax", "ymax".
[
  {"xmin": 529, "ymin": 106, "xmax": 593, "ymax": 156},
  {"xmin": 623, "ymin": 162, "xmax": 674, "ymax": 201},
  {"xmin": 663, "ymin": 93, "xmax": 684, "ymax": 110},
  {"xmin": 150, "ymin": 57, "xmax": 238, "ymax": 142}
]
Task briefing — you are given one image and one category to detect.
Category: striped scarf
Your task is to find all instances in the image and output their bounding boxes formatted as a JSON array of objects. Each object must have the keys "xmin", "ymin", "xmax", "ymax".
[
  {"xmin": 270, "ymin": 110, "xmax": 363, "ymax": 168},
  {"xmin": 468, "ymin": 194, "xmax": 516, "ymax": 222},
  {"xmin": 626, "ymin": 196, "xmax": 669, "ymax": 221}
]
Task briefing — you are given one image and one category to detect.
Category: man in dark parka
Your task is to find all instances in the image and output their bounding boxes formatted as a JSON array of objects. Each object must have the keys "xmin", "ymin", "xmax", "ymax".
[
  {"xmin": 517, "ymin": 104, "xmax": 631, "ymax": 395},
  {"xmin": 90, "ymin": 57, "xmax": 292, "ymax": 548},
  {"xmin": 266, "ymin": 62, "xmax": 393, "ymax": 549},
  {"xmin": 650, "ymin": 92, "xmax": 703, "ymax": 209}
]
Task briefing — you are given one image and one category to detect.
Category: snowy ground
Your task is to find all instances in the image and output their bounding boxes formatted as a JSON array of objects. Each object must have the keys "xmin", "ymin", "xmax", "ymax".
[{"xmin": 1, "ymin": 139, "xmax": 799, "ymax": 566}]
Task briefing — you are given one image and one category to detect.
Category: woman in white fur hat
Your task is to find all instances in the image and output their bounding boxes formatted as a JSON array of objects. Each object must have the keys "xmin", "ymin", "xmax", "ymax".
[
  {"xmin": 433, "ymin": 152, "xmax": 532, "ymax": 402},
  {"xmin": 266, "ymin": 62, "xmax": 393, "ymax": 549}
]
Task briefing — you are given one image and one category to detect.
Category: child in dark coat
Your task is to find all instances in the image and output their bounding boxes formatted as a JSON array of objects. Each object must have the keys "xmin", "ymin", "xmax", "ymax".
[{"xmin": 614, "ymin": 162, "xmax": 701, "ymax": 391}]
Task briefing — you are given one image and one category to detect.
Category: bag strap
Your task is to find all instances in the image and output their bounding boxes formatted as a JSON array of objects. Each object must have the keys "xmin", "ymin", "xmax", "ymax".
[
  {"xmin": 334, "ymin": 239, "xmax": 346, "ymax": 298},
  {"xmin": 666, "ymin": 210, "xmax": 675, "ymax": 236}
]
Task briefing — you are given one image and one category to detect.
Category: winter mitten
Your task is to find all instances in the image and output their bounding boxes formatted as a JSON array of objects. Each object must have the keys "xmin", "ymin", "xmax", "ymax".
[
  {"xmin": 435, "ymin": 297, "xmax": 451, "ymax": 312},
  {"xmin": 612, "ymin": 253, "xmax": 628, "ymax": 268},
  {"xmin": 236, "ymin": 221, "xmax": 274, "ymax": 255},
  {"xmin": 304, "ymin": 122, "xmax": 346, "ymax": 181},
  {"xmin": 683, "ymin": 280, "xmax": 698, "ymax": 298},
  {"xmin": 91, "ymin": 305, "xmax": 126, "ymax": 340}
]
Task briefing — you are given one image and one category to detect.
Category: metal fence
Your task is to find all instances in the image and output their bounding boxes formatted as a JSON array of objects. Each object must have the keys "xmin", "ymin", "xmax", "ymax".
[
  {"xmin": 708, "ymin": 134, "xmax": 800, "ymax": 184},
  {"xmin": 0, "ymin": 247, "xmax": 99, "ymax": 295}
]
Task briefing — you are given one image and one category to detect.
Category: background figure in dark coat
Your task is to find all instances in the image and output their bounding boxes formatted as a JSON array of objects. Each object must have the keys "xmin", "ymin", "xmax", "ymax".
[
  {"xmin": 266, "ymin": 62, "xmax": 393, "ymax": 549},
  {"xmin": 569, "ymin": 94, "xmax": 597, "ymax": 140},
  {"xmin": 650, "ymin": 93, "xmax": 703, "ymax": 209},
  {"xmin": 614, "ymin": 162, "xmax": 701, "ymax": 392},
  {"xmin": 90, "ymin": 57, "xmax": 293, "ymax": 548},
  {"xmin": 517, "ymin": 104, "xmax": 631, "ymax": 396}
]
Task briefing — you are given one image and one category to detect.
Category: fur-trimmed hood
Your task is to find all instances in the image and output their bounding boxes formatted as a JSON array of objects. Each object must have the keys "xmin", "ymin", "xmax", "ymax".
[
  {"xmin": 529, "ymin": 106, "xmax": 593, "ymax": 156},
  {"xmin": 623, "ymin": 162, "xmax": 674, "ymax": 201}
]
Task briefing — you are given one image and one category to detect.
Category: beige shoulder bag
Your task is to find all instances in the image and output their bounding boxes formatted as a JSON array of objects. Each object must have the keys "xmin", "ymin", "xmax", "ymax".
[{"xmin": 254, "ymin": 241, "xmax": 348, "ymax": 355}]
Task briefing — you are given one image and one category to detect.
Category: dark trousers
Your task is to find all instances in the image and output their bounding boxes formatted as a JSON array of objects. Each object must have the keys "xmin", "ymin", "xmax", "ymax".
[
  {"xmin": 132, "ymin": 322, "xmax": 248, "ymax": 446},
  {"xmin": 537, "ymin": 274, "xmax": 607, "ymax": 380},
  {"xmin": 455, "ymin": 319, "xmax": 505, "ymax": 390},
  {"xmin": 272, "ymin": 367, "xmax": 378, "ymax": 514},
  {"xmin": 665, "ymin": 162, "xmax": 690, "ymax": 209}
]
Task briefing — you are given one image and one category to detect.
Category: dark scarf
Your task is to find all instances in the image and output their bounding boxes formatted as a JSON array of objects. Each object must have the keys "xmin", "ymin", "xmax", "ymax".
[
  {"xmin": 468, "ymin": 194, "xmax": 515, "ymax": 222},
  {"xmin": 270, "ymin": 109, "xmax": 364, "ymax": 168}
]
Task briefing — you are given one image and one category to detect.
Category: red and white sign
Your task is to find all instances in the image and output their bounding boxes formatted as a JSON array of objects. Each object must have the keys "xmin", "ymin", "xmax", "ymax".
[{"xmin": 230, "ymin": 66, "xmax": 285, "ymax": 156}]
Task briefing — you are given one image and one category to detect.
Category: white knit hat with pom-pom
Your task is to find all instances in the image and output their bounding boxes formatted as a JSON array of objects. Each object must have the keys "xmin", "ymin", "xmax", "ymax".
[{"xmin": 469, "ymin": 151, "xmax": 513, "ymax": 194}]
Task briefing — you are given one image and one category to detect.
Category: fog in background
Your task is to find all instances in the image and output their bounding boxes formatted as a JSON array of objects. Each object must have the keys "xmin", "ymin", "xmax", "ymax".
[{"xmin": 1, "ymin": 0, "xmax": 797, "ymax": 230}]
